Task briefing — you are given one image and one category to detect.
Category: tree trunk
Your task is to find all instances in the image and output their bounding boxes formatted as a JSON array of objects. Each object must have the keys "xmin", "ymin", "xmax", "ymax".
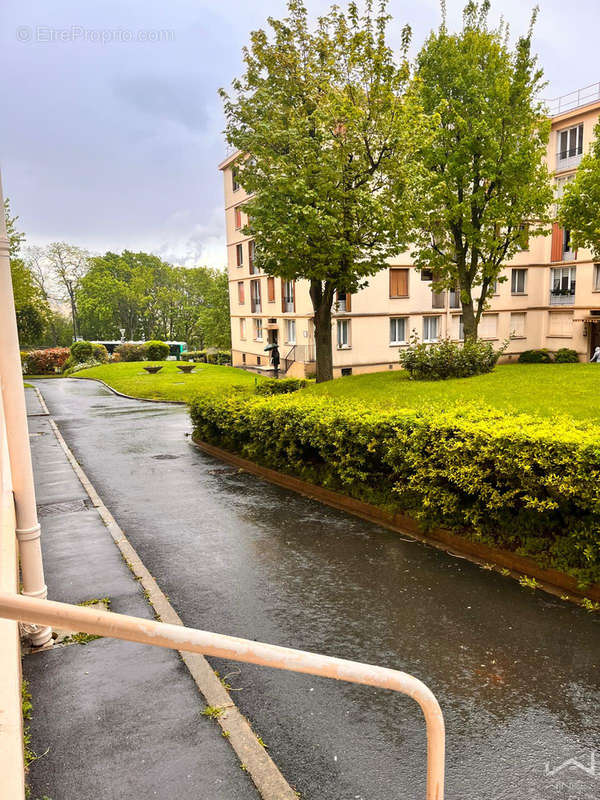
[
  {"xmin": 68, "ymin": 291, "xmax": 79, "ymax": 340},
  {"xmin": 461, "ymin": 298, "xmax": 478, "ymax": 341},
  {"xmin": 310, "ymin": 279, "xmax": 334, "ymax": 383}
]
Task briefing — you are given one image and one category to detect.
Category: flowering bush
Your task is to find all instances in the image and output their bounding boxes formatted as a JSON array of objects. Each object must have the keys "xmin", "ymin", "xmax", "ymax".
[
  {"xmin": 23, "ymin": 348, "xmax": 70, "ymax": 374},
  {"xmin": 398, "ymin": 335, "xmax": 505, "ymax": 380},
  {"xmin": 63, "ymin": 358, "xmax": 103, "ymax": 376}
]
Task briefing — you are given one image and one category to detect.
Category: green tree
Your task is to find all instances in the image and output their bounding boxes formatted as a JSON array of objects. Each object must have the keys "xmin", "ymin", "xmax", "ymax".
[
  {"xmin": 4, "ymin": 199, "xmax": 49, "ymax": 345},
  {"xmin": 220, "ymin": 0, "xmax": 415, "ymax": 381},
  {"xmin": 405, "ymin": 0, "xmax": 553, "ymax": 340},
  {"xmin": 196, "ymin": 270, "xmax": 231, "ymax": 349},
  {"xmin": 559, "ymin": 120, "xmax": 600, "ymax": 260}
]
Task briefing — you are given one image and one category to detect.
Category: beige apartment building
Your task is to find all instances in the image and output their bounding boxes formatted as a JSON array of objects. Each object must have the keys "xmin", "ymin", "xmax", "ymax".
[{"xmin": 219, "ymin": 84, "xmax": 600, "ymax": 378}]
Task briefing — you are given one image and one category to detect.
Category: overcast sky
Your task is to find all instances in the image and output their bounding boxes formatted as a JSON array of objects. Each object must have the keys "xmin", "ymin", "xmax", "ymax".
[{"xmin": 1, "ymin": 0, "xmax": 598, "ymax": 268}]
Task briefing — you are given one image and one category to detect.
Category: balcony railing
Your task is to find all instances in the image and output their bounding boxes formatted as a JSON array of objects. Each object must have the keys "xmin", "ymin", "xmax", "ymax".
[
  {"xmin": 545, "ymin": 82, "xmax": 600, "ymax": 116},
  {"xmin": 550, "ymin": 290, "xmax": 575, "ymax": 306},
  {"xmin": 556, "ymin": 149, "xmax": 583, "ymax": 172}
]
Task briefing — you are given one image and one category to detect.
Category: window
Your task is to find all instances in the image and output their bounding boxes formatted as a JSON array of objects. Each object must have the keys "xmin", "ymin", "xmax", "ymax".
[
  {"xmin": 250, "ymin": 279, "xmax": 261, "ymax": 313},
  {"xmin": 389, "ymin": 268, "xmax": 409, "ymax": 298},
  {"xmin": 257, "ymin": 355, "xmax": 261, "ymax": 365},
  {"xmin": 232, "ymin": 167, "xmax": 240, "ymax": 192},
  {"xmin": 479, "ymin": 313, "xmax": 498, "ymax": 339},
  {"xmin": 239, "ymin": 318, "xmax": 246, "ymax": 339},
  {"xmin": 548, "ymin": 311, "xmax": 573, "ymax": 337},
  {"xmin": 423, "ymin": 316, "xmax": 439, "ymax": 343},
  {"xmin": 517, "ymin": 223, "xmax": 529, "ymax": 251},
  {"xmin": 242, "ymin": 352, "xmax": 246, "ymax": 364},
  {"xmin": 341, "ymin": 367, "xmax": 353, "ymax": 377},
  {"xmin": 234, "ymin": 206, "xmax": 243, "ymax": 229},
  {"xmin": 236, "ymin": 243, "xmax": 244, "ymax": 267},
  {"xmin": 558, "ymin": 123, "xmax": 583, "ymax": 163},
  {"xmin": 511, "ymin": 268, "xmax": 527, "ymax": 294},
  {"xmin": 254, "ymin": 318, "xmax": 263, "ymax": 341},
  {"xmin": 237, "ymin": 281, "xmax": 245, "ymax": 305},
  {"xmin": 421, "ymin": 269, "xmax": 434, "ymax": 281},
  {"xmin": 337, "ymin": 319, "xmax": 350, "ymax": 348},
  {"xmin": 431, "ymin": 290, "xmax": 445, "ymax": 309},
  {"xmin": 249, "ymin": 240, "xmax": 256, "ymax": 273},
  {"xmin": 550, "ymin": 266, "xmax": 576, "ymax": 305},
  {"xmin": 390, "ymin": 317, "xmax": 407, "ymax": 345},
  {"xmin": 449, "ymin": 287, "xmax": 461, "ymax": 308},
  {"xmin": 594, "ymin": 265, "xmax": 600, "ymax": 291},
  {"xmin": 337, "ymin": 291, "xmax": 351, "ymax": 312},
  {"xmin": 455, "ymin": 315, "xmax": 464, "ymax": 341},
  {"xmin": 282, "ymin": 280, "xmax": 295, "ymax": 312},
  {"xmin": 510, "ymin": 312, "xmax": 526, "ymax": 338},
  {"xmin": 267, "ymin": 276, "xmax": 275, "ymax": 302},
  {"xmin": 285, "ymin": 319, "xmax": 296, "ymax": 344}
]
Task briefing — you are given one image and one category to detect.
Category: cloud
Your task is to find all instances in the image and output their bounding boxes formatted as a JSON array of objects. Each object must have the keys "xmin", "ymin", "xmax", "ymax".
[{"xmin": 113, "ymin": 74, "xmax": 209, "ymax": 132}]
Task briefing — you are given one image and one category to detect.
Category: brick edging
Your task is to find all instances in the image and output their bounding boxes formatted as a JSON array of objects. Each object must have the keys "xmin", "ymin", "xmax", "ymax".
[{"xmin": 192, "ymin": 436, "xmax": 600, "ymax": 606}]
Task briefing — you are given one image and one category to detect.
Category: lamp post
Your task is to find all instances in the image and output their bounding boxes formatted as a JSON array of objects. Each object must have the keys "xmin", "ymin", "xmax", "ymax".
[{"xmin": 0, "ymin": 170, "xmax": 51, "ymax": 646}]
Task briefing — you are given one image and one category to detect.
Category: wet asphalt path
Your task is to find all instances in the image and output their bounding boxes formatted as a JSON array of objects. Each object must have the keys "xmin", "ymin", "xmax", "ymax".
[{"xmin": 34, "ymin": 378, "xmax": 600, "ymax": 800}]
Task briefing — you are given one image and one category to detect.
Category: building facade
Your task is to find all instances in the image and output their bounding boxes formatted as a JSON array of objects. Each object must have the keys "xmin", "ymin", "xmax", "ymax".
[{"xmin": 219, "ymin": 86, "xmax": 600, "ymax": 378}]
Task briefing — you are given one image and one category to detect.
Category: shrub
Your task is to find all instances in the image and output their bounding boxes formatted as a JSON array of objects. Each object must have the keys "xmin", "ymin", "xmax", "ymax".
[
  {"xmin": 23, "ymin": 348, "xmax": 70, "ymax": 375},
  {"xmin": 190, "ymin": 393, "xmax": 600, "ymax": 586},
  {"xmin": 115, "ymin": 343, "xmax": 146, "ymax": 362},
  {"xmin": 554, "ymin": 348, "xmax": 579, "ymax": 363},
  {"xmin": 92, "ymin": 343, "xmax": 109, "ymax": 363},
  {"xmin": 255, "ymin": 377, "xmax": 307, "ymax": 395},
  {"xmin": 182, "ymin": 350, "xmax": 207, "ymax": 362},
  {"xmin": 398, "ymin": 336, "xmax": 504, "ymax": 380},
  {"xmin": 217, "ymin": 351, "xmax": 231, "ymax": 365},
  {"xmin": 70, "ymin": 340, "xmax": 93, "ymax": 362},
  {"xmin": 518, "ymin": 349, "xmax": 553, "ymax": 363},
  {"xmin": 206, "ymin": 352, "xmax": 219, "ymax": 364},
  {"xmin": 63, "ymin": 358, "xmax": 103, "ymax": 376},
  {"xmin": 144, "ymin": 340, "xmax": 169, "ymax": 361}
]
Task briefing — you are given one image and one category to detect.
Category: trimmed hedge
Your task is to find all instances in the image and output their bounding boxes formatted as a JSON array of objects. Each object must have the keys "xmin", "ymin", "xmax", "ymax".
[
  {"xmin": 181, "ymin": 350, "xmax": 207, "ymax": 362},
  {"xmin": 144, "ymin": 340, "xmax": 169, "ymax": 361},
  {"xmin": 255, "ymin": 377, "xmax": 307, "ymax": 395},
  {"xmin": 190, "ymin": 393, "xmax": 600, "ymax": 587},
  {"xmin": 70, "ymin": 340, "xmax": 93, "ymax": 362}
]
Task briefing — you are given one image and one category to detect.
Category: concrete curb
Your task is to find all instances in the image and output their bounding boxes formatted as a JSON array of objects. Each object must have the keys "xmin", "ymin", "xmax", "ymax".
[
  {"xmin": 71, "ymin": 376, "xmax": 187, "ymax": 405},
  {"xmin": 34, "ymin": 386, "xmax": 297, "ymax": 800},
  {"xmin": 191, "ymin": 436, "xmax": 600, "ymax": 607}
]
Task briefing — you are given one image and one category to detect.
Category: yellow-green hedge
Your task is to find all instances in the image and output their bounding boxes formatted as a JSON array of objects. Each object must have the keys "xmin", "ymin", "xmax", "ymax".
[{"xmin": 190, "ymin": 394, "xmax": 600, "ymax": 586}]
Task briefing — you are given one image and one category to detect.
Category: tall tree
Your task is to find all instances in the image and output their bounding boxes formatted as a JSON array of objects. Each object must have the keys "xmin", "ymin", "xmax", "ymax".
[
  {"xmin": 45, "ymin": 242, "xmax": 90, "ymax": 339},
  {"xmin": 220, "ymin": 0, "xmax": 416, "ymax": 381},
  {"xmin": 405, "ymin": 0, "xmax": 553, "ymax": 340},
  {"xmin": 4, "ymin": 199, "xmax": 49, "ymax": 344},
  {"xmin": 559, "ymin": 120, "xmax": 600, "ymax": 260},
  {"xmin": 196, "ymin": 270, "xmax": 232, "ymax": 349}
]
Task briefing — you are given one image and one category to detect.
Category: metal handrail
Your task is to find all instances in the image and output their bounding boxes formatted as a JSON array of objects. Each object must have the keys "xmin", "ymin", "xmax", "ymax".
[
  {"xmin": 0, "ymin": 591, "xmax": 445, "ymax": 800},
  {"xmin": 545, "ymin": 82, "xmax": 600, "ymax": 116}
]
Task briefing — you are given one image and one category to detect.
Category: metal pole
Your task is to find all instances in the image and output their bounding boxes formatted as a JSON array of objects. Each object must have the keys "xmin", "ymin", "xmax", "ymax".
[
  {"xmin": 0, "ymin": 591, "xmax": 445, "ymax": 800},
  {"xmin": 0, "ymin": 171, "xmax": 51, "ymax": 646}
]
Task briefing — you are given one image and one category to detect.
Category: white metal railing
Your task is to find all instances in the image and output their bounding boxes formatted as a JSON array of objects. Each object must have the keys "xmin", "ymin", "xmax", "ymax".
[
  {"xmin": 0, "ymin": 591, "xmax": 445, "ymax": 800},
  {"xmin": 545, "ymin": 82, "xmax": 600, "ymax": 116}
]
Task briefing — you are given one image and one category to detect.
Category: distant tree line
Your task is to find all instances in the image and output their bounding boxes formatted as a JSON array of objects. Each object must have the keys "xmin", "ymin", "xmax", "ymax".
[{"xmin": 5, "ymin": 201, "xmax": 230, "ymax": 350}]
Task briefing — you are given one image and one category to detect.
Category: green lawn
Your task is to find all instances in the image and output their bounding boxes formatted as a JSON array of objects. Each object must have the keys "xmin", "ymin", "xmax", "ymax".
[
  {"xmin": 73, "ymin": 361, "xmax": 262, "ymax": 403},
  {"xmin": 307, "ymin": 363, "xmax": 600, "ymax": 423}
]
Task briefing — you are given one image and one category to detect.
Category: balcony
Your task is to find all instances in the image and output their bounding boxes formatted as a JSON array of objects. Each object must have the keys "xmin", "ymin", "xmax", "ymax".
[
  {"xmin": 549, "ymin": 289, "xmax": 575, "ymax": 306},
  {"xmin": 556, "ymin": 148, "xmax": 583, "ymax": 172}
]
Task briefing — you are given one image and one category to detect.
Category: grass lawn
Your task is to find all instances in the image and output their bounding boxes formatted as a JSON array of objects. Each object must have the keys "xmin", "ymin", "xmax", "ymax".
[
  {"xmin": 73, "ymin": 361, "xmax": 263, "ymax": 403},
  {"xmin": 307, "ymin": 363, "xmax": 600, "ymax": 423}
]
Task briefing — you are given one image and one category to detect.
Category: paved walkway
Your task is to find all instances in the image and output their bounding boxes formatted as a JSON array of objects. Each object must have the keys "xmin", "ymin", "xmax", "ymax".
[{"xmin": 23, "ymin": 387, "xmax": 260, "ymax": 800}]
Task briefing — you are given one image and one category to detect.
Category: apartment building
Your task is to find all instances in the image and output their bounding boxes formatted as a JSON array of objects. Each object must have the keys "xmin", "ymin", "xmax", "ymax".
[{"xmin": 219, "ymin": 83, "xmax": 600, "ymax": 378}]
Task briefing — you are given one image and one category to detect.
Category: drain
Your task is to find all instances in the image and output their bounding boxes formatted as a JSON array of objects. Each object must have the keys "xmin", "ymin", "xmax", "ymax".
[
  {"xmin": 37, "ymin": 499, "xmax": 90, "ymax": 516},
  {"xmin": 151, "ymin": 453, "xmax": 180, "ymax": 460}
]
